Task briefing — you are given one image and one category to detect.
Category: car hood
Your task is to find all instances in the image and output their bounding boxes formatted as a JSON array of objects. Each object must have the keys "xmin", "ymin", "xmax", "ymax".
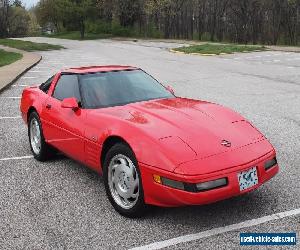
[{"xmin": 96, "ymin": 97, "xmax": 265, "ymax": 169}]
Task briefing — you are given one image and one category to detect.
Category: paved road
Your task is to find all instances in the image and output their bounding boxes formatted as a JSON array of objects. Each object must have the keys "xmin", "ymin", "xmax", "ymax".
[
  {"xmin": 0, "ymin": 37, "xmax": 299, "ymax": 249},
  {"xmin": 0, "ymin": 45, "xmax": 41, "ymax": 91}
]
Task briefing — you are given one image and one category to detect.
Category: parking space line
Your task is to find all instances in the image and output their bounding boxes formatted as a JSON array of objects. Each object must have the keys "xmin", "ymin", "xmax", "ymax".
[
  {"xmin": 130, "ymin": 208, "xmax": 300, "ymax": 250},
  {"xmin": 0, "ymin": 155, "xmax": 33, "ymax": 161},
  {"xmin": 0, "ymin": 116, "xmax": 21, "ymax": 119},
  {"xmin": 12, "ymin": 84, "xmax": 29, "ymax": 87},
  {"xmin": 0, "ymin": 97, "xmax": 21, "ymax": 99},
  {"xmin": 22, "ymin": 76, "xmax": 38, "ymax": 79}
]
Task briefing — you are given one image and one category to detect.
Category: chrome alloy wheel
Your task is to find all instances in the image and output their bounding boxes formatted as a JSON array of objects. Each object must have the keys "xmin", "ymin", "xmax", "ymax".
[
  {"xmin": 108, "ymin": 154, "xmax": 140, "ymax": 209},
  {"xmin": 30, "ymin": 118, "xmax": 41, "ymax": 155}
]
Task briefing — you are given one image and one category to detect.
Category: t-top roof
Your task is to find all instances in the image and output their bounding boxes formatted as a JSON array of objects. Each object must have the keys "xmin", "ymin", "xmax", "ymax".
[{"xmin": 62, "ymin": 65, "xmax": 138, "ymax": 74}]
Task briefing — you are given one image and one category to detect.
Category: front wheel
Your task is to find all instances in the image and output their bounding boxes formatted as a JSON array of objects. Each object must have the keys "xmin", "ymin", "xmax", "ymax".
[
  {"xmin": 103, "ymin": 143, "xmax": 147, "ymax": 218},
  {"xmin": 28, "ymin": 111, "xmax": 53, "ymax": 161}
]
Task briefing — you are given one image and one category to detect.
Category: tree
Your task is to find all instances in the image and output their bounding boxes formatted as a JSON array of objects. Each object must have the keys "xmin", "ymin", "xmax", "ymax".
[
  {"xmin": 36, "ymin": 0, "xmax": 96, "ymax": 39},
  {"xmin": 28, "ymin": 8, "xmax": 41, "ymax": 35},
  {"xmin": 12, "ymin": 0, "xmax": 22, "ymax": 7},
  {"xmin": 34, "ymin": 0, "xmax": 300, "ymax": 45},
  {"xmin": 114, "ymin": 0, "xmax": 143, "ymax": 27},
  {"xmin": 0, "ymin": 0, "xmax": 10, "ymax": 38},
  {"xmin": 36, "ymin": 0, "xmax": 66, "ymax": 32},
  {"xmin": 96, "ymin": 0, "xmax": 113, "ymax": 23},
  {"xmin": 66, "ymin": 0, "xmax": 97, "ymax": 39},
  {"xmin": 8, "ymin": 6, "xmax": 31, "ymax": 37}
]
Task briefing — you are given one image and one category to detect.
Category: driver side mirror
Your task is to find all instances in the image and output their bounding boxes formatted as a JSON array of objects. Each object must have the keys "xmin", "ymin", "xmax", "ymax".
[
  {"xmin": 61, "ymin": 97, "xmax": 79, "ymax": 111},
  {"xmin": 166, "ymin": 85, "xmax": 175, "ymax": 95}
]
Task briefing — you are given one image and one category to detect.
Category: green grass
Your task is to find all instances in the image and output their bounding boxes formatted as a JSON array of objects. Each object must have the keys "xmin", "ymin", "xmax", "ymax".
[
  {"xmin": 43, "ymin": 31, "xmax": 112, "ymax": 40},
  {"xmin": 174, "ymin": 43, "xmax": 266, "ymax": 55},
  {"xmin": 0, "ymin": 49, "xmax": 23, "ymax": 67},
  {"xmin": 0, "ymin": 39, "xmax": 64, "ymax": 52}
]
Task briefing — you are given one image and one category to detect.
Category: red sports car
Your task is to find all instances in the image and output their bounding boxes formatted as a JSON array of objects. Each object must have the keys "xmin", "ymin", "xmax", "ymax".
[{"xmin": 20, "ymin": 65, "xmax": 279, "ymax": 217}]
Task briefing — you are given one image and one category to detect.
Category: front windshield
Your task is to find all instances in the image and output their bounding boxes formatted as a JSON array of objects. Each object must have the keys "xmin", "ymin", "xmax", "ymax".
[{"xmin": 79, "ymin": 69, "xmax": 174, "ymax": 108}]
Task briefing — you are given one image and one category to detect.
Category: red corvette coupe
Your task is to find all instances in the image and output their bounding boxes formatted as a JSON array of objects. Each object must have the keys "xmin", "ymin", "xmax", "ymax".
[{"xmin": 20, "ymin": 65, "xmax": 279, "ymax": 217}]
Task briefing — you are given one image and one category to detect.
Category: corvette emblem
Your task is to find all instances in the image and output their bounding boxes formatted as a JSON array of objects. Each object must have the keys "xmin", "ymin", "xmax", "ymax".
[{"xmin": 221, "ymin": 140, "xmax": 231, "ymax": 147}]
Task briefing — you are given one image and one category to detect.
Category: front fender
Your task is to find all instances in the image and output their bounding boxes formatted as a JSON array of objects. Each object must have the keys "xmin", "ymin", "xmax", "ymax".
[{"xmin": 20, "ymin": 87, "xmax": 46, "ymax": 124}]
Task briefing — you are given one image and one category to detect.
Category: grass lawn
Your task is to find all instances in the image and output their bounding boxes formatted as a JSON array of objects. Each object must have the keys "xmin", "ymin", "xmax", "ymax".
[
  {"xmin": 0, "ymin": 49, "xmax": 23, "ymax": 67},
  {"xmin": 44, "ymin": 31, "xmax": 112, "ymax": 40},
  {"xmin": 0, "ymin": 39, "xmax": 64, "ymax": 52},
  {"xmin": 174, "ymin": 43, "xmax": 266, "ymax": 55}
]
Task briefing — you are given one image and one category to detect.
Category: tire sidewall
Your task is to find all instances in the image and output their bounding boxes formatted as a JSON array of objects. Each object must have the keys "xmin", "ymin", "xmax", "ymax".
[{"xmin": 103, "ymin": 143, "xmax": 146, "ymax": 218}]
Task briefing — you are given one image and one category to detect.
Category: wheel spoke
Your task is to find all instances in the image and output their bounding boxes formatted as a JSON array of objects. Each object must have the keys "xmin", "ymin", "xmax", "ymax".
[
  {"xmin": 132, "ymin": 177, "xmax": 139, "ymax": 188},
  {"xmin": 122, "ymin": 197, "xmax": 130, "ymax": 206},
  {"xmin": 118, "ymin": 158, "xmax": 127, "ymax": 166},
  {"xmin": 130, "ymin": 192, "xmax": 138, "ymax": 199}
]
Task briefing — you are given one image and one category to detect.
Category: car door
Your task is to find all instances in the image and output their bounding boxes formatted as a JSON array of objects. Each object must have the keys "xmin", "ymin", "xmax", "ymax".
[{"xmin": 41, "ymin": 74, "xmax": 86, "ymax": 163}]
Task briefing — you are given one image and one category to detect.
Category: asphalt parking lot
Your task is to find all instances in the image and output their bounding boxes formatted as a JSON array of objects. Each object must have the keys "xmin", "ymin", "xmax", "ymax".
[{"xmin": 0, "ymin": 37, "xmax": 299, "ymax": 249}]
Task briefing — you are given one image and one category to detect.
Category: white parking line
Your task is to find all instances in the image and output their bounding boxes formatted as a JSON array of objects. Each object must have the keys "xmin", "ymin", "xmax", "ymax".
[
  {"xmin": 0, "ymin": 97, "xmax": 21, "ymax": 99},
  {"xmin": 22, "ymin": 76, "xmax": 38, "ymax": 79},
  {"xmin": 0, "ymin": 116, "xmax": 21, "ymax": 119},
  {"xmin": 48, "ymin": 62, "xmax": 63, "ymax": 65},
  {"xmin": 0, "ymin": 155, "xmax": 33, "ymax": 161},
  {"xmin": 12, "ymin": 84, "xmax": 29, "ymax": 87},
  {"xmin": 34, "ymin": 66, "xmax": 48, "ymax": 69},
  {"xmin": 130, "ymin": 208, "xmax": 300, "ymax": 250}
]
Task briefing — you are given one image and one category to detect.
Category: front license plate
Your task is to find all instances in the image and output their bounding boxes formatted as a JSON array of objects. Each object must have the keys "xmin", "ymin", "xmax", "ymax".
[{"xmin": 238, "ymin": 167, "xmax": 258, "ymax": 191}]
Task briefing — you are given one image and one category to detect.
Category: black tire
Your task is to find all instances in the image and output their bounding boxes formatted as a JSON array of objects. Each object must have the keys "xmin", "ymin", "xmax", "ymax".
[
  {"xmin": 28, "ymin": 111, "xmax": 53, "ymax": 161},
  {"xmin": 103, "ymin": 143, "xmax": 147, "ymax": 218}
]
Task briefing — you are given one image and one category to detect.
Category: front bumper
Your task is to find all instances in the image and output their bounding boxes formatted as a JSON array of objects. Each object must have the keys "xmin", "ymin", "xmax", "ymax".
[{"xmin": 140, "ymin": 150, "xmax": 278, "ymax": 207}]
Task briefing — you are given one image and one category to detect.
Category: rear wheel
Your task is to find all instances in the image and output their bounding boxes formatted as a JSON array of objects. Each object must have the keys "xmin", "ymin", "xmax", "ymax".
[
  {"xmin": 28, "ymin": 111, "xmax": 53, "ymax": 161},
  {"xmin": 103, "ymin": 143, "xmax": 147, "ymax": 217}
]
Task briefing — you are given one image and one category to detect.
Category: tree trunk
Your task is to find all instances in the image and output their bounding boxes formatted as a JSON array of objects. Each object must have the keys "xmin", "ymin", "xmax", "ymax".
[{"xmin": 80, "ymin": 20, "xmax": 85, "ymax": 39}]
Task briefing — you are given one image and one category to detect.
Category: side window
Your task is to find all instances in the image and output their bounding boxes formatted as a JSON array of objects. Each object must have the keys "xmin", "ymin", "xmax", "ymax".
[
  {"xmin": 40, "ymin": 75, "xmax": 54, "ymax": 93},
  {"xmin": 53, "ymin": 74, "xmax": 81, "ymax": 101}
]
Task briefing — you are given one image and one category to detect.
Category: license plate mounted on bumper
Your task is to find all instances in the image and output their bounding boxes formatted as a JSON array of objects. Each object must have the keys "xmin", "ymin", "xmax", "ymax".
[{"xmin": 238, "ymin": 166, "xmax": 259, "ymax": 191}]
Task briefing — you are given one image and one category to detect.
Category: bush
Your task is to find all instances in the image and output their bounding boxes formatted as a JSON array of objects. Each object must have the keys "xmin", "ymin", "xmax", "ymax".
[
  {"xmin": 86, "ymin": 20, "xmax": 112, "ymax": 34},
  {"xmin": 111, "ymin": 22, "xmax": 133, "ymax": 37},
  {"xmin": 146, "ymin": 22, "xmax": 163, "ymax": 38}
]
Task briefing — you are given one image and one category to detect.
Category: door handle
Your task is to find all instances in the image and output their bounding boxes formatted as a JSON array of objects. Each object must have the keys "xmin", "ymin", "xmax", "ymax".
[{"xmin": 46, "ymin": 104, "xmax": 52, "ymax": 110}]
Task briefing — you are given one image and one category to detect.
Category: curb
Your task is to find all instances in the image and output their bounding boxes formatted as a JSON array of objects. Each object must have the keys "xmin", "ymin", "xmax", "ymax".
[
  {"xmin": 0, "ymin": 55, "xmax": 42, "ymax": 94},
  {"xmin": 169, "ymin": 48, "xmax": 266, "ymax": 56},
  {"xmin": 169, "ymin": 49, "xmax": 218, "ymax": 56}
]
